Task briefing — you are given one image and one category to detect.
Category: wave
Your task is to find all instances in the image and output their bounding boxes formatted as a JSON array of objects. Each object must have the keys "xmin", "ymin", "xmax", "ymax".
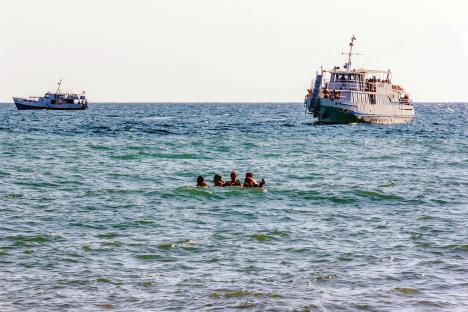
[
  {"xmin": 393, "ymin": 287, "xmax": 419, "ymax": 294},
  {"xmin": 210, "ymin": 290, "xmax": 283, "ymax": 300},
  {"xmin": 110, "ymin": 152, "xmax": 202, "ymax": 160},
  {"xmin": 5, "ymin": 234, "xmax": 64, "ymax": 246},
  {"xmin": 351, "ymin": 189, "xmax": 407, "ymax": 201}
]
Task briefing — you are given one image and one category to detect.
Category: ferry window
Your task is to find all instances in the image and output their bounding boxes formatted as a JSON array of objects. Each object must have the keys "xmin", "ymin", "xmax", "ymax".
[{"xmin": 331, "ymin": 74, "xmax": 335, "ymax": 82}]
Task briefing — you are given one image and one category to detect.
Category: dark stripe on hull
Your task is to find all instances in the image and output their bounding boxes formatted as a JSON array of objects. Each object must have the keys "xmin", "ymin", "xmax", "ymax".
[
  {"xmin": 15, "ymin": 103, "xmax": 45, "ymax": 110},
  {"xmin": 15, "ymin": 103, "xmax": 88, "ymax": 110},
  {"xmin": 318, "ymin": 104, "xmax": 361, "ymax": 124}
]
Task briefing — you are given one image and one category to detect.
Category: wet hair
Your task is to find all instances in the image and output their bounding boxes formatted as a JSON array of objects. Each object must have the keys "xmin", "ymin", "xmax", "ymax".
[
  {"xmin": 213, "ymin": 174, "xmax": 221, "ymax": 182},
  {"xmin": 197, "ymin": 176, "xmax": 204, "ymax": 185},
  {"xmin": 245, "ymin": 172, "xmax": 253, "ymax": 178}
]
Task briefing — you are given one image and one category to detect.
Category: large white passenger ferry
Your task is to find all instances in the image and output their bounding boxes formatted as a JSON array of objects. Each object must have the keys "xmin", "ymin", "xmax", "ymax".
[
  {"xmin": 13, "ymin": 80, "xmax": 88, "ymax": 110},
  {"xmin": 304, "ymin": 36, "xmax": 414, "ymax": 124}
]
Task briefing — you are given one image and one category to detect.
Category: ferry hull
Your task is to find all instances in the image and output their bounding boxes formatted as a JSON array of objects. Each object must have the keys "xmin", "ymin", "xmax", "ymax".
[
  {"xmin": 308, "ymin": 98, "xmax": 414, "ymax": 125},
  {"xmin": 317, "ymin": 103, "xmax": 361, "ymax": 124}
]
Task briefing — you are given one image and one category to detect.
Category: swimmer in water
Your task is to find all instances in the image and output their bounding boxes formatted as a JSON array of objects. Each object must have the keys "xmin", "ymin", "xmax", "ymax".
[
  {"xmin": 243, "ymin": 172, "xmax": 266, "ymax": 188},
  {"xmin": 213, "ymin": 174, "xmax": 227, "ymax": 187},
  {"xmin": 196, "ymin": 176, "xmax": 209, "ymax": 188},
  {"xmin": 226, "ymin": 170, "xmax": 241, "ymax": 186}
]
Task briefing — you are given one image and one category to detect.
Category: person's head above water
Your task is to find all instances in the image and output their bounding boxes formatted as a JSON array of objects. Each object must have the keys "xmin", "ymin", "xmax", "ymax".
[
  {"xmin": 197, "ymin": 176, "xmax": 208, "ymax": 187},
  {"xmin": 244, "ymin": 176, "xmax": 254, "ymax": 185},
  {"xmin": 243, "ymin": 172, "xmax": 266, "ymax": 188},
  {"xmin": 213, "ymin": 174, "xmax": 226, "ymax": 186},
  {"xmin": 227, "ymin": 170, "xmax": 241, "ymax": 186}
]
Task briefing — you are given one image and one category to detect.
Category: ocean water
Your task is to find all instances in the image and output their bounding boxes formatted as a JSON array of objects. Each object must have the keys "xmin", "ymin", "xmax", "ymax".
[{"xmin": 0, "ymin": 103, "xmax": 467, "ymax": 311}]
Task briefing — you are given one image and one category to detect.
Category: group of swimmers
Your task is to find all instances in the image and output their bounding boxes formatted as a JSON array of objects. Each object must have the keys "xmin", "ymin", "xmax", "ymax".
[{"xmin": 197, "ymin": 171, "xmax": 266, "ymax": 188}]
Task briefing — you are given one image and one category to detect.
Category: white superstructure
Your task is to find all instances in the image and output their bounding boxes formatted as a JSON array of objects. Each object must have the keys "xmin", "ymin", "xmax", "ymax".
[{"xmin": 304, "ymin": 36, "xmax": 414, "ymax": 124}]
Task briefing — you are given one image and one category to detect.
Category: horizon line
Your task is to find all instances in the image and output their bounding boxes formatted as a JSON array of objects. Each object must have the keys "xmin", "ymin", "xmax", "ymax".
[{"xmin": 0, "ymin": 101, "xmax": 467, "ymax": 105}]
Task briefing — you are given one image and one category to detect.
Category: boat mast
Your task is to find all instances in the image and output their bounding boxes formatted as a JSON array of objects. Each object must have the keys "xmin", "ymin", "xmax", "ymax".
[
  {"xmin": 56, "ymin": 79, "xmax": 63, "ymax": 95},
  {"xmin": 347, "ymin": 35, "xmax": 356, "ymax": 70}
]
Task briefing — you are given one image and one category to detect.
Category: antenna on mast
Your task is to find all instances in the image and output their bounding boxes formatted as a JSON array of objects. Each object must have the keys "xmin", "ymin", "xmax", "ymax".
[
  {"xmin": 56, "ymin": 79, "xmax": 63, "ymax": 94},
  {"xmin": 341, "ymin": 35, "xmax": 361, "ymax": 70}
]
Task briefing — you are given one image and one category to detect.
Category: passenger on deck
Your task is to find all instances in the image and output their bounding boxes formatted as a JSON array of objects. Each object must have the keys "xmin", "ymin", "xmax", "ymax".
[
  {"xmin": 213, "ymin": 174, "xmax": 227, "ymax": 187},
  {"xmin": 197, "ymin": 176, "xmax": 209, "ymax": 188},
  {"xmin": 243, "ymin": 172, "xmax": 266, "ymax": 188},
  {"xmin": 323, "ymin": 88, "xmax": 329, "ymax": 98},
  {"xmin": 402, "ymin": 94, "xmax": 409, "ymax": 103},
  {"xmin": 226, "ymin": 170, "xmax": 241, "ymax": 186}
]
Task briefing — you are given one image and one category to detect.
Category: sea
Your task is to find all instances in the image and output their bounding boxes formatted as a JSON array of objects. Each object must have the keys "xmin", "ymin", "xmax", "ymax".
[{"xmin": 0, "ymin": 103, "xmax": 467, "ymax": 311}]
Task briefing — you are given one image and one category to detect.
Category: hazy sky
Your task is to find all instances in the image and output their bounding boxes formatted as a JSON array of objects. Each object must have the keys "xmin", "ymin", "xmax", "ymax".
[{"xmin": 1, "ymin": 0, "xmax": 467, "ymax": 102}]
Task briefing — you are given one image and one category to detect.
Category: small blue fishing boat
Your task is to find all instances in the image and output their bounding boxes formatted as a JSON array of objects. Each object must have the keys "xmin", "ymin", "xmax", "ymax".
[{"xmin": 13, "ymin": 80, "xmax": 88, "ymax": 110}]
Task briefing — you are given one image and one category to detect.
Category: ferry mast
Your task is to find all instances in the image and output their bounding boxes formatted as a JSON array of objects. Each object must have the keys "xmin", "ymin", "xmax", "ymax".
[
  {"xmin": 343, "ymin": 35, "xmax": 357, "ymax": 71},
  {"xmin": 55, "ymin": 79, "xmax": 63, "ymax": 95}
]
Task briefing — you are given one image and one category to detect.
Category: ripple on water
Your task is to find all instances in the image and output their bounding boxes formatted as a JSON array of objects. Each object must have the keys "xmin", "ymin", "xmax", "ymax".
[
  {"xmin": 158, "ymin": 239, "xmax": 196, "ymax": 250},
  {"xmin": 5, "ymin": 234, "xmax": 64, "ymax": 246},
  {"xmin": 252, "ymin": 229, "xmax": 290, "ymax": 242},
  {"xmin": 351, "ymin": 189, "xmax": 410, "ymax": 202},
  {"xmin": 393, "ymin": 287, "xmax": 419, "ymax": 295},
  {"xmin": 209, "ymin": 290, "xmax": 284, "ymax": 300}
]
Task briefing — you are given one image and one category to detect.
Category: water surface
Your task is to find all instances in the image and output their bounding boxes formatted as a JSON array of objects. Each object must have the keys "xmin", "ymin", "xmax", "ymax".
[{"xmin": 0, "ymin": 103, "xmax": 467, "ymax": 311}]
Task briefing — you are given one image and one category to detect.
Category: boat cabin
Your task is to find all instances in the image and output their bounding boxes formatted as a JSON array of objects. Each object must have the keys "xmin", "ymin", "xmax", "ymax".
[
  {"xmin": 316, "ymin": 67, "xmax": 410, "ymax": 104},
  {"xmin": 326, "ymin": 68, "xmax": 392, "ymax": 92},
  {"xmin": 40, "ymin": 92, "xmax": 86, "ymax": 105}
]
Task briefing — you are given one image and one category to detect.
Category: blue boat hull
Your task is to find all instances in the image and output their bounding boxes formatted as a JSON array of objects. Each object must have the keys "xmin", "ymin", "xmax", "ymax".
[{"xmin": 15, "ymin": 102, "xmax": 88, "ymax": 110}]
